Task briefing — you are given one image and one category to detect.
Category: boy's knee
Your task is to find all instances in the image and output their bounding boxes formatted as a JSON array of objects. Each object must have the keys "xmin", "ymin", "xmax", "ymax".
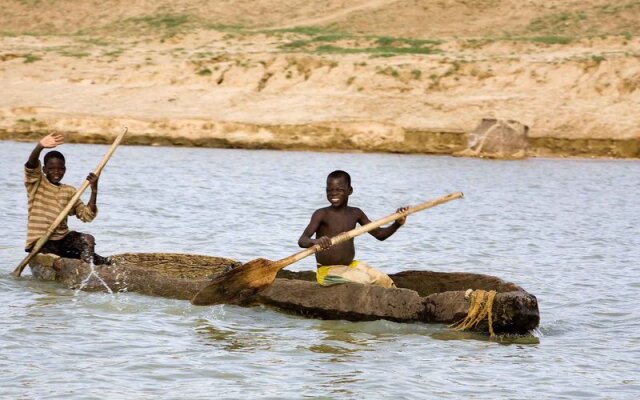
[{"xmin": 82, "ymin": 234, "xmax": 95, "ymax": 247}]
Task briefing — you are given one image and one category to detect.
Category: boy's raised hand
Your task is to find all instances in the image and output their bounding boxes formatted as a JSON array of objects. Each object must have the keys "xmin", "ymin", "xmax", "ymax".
[{"xmin": 39, "ymin": 133, "xmax": 64, "ymax": 148}]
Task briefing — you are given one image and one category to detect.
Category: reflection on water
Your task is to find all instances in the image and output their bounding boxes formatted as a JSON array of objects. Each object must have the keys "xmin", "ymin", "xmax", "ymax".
[
  {"xmin": 431, "ymin": 329, "xmax": 541, "ymax": 345},
  {"xmin": 1, "ymin": 142, "xmax": 639, "ymax": 398},
  {"xmin": 195, "ymin": 323, "xmax": 274, "ymax": 352},
  {"xmin": 308, "ymin": 343, "xmax": 359, "ymax": 356},
  {"xmin": 195, "ymin": 313, "xmax": 275, "ymax": 353}
]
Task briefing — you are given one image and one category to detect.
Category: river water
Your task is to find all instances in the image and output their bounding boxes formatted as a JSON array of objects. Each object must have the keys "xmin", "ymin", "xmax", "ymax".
[{"xmin": 0, "ymin": 141, "xmax": 638, "ymax": 399}]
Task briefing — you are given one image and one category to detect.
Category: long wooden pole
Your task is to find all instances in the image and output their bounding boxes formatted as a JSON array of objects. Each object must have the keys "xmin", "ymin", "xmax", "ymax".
[
  {"xmin": 274, "ymin": 191, "xmax": 464, "ymax": 270},
  {"xmin": 12, "ymin": 127, "xmax": 128, "ymax": 277},
  {"xmin": 191, "ymin": 191, "xmax": 464, "ymax": 305}
]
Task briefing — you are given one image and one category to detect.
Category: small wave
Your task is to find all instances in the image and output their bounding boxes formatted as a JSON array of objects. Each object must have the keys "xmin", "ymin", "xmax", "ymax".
[{"xmin": 537, "ymin": 320, "xmax": 572, "ymax": 336}]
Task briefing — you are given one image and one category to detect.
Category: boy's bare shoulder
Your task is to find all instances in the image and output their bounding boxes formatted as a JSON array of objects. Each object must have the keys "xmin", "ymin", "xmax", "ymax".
[
  {"xmin": 312, "ymin": 206, "xmax": 331, "ymax": 216},
  {"xmin": 346, "ymin": 205, "xmax": 364, "ymax": 214},
  {"xmin": 313, "ymin": 206, "xmax": 363, "ymax": 217}
]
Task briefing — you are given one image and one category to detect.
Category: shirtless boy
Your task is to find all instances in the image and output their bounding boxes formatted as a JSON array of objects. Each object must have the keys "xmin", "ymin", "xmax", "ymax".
[{"xmin": 298, "ymin": 170, "xmax": 406, "ymax": 288}]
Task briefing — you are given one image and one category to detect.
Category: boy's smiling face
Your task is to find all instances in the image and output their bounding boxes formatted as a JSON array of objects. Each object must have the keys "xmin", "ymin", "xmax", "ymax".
[
  {"xmin": 326, "ymin": 177, "xmax": 352, "ymax": 208},
  {"xmin": 43, "ymin": 158, "xmax": 66, "ymax": 185}
]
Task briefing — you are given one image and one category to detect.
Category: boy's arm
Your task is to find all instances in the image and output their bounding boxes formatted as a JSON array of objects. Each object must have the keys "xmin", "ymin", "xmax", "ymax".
[
  {"xmin": 26, "ymin": 133, "xmax": 64, "ymax": 168},
  {"xmin": 359, "ymin": 207, "xmax": 408, "ymax": 241},
  {"xmin": 298, "ymin": 210, "xmax": 332, "ymax": 250}
]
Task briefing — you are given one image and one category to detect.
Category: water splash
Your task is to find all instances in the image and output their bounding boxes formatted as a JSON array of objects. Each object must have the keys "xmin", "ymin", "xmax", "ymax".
[{"xmin": 75, "ymin": 257, "xmax": 113, "ymax": 294}]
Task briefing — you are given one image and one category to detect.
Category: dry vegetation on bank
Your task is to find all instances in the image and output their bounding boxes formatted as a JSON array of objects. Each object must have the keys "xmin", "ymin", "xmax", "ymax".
[{"xmin": 1, "ymin": 0, "xmax": 639, "ymax": 157}]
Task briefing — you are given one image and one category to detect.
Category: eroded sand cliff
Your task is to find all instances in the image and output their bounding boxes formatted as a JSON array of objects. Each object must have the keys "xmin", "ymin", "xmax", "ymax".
[{"xmin": 1, "ymin": 0, "xmax": 639, "ymax": 157}]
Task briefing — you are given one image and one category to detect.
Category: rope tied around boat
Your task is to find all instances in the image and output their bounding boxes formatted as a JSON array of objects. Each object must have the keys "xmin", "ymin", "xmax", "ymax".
[{"xmin": 450, "ymin": 289, "xmax": 497, "ymax": 336}]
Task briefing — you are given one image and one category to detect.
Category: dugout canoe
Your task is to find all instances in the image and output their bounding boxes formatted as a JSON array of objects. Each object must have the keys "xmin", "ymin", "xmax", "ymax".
[{"xmin": 28, "ymin": 253, "xmax": 539, "ymax": 335}]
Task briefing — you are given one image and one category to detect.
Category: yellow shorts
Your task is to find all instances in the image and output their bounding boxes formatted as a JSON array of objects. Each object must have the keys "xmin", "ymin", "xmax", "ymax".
[{"xmin": 316, "ymin": 260, "xmax": 395, "ymax": 288}]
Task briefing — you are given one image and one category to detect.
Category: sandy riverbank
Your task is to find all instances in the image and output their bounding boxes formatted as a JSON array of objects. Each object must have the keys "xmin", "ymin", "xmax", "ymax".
[{"xmin": 1, "ymin": 0, "xmax": 639, "ymax": 158}]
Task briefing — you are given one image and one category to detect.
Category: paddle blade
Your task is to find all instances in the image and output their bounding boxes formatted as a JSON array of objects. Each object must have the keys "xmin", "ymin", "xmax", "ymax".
[{"xmin": 191, "ymin": 258, "xmax": 279, "ymax": 306}]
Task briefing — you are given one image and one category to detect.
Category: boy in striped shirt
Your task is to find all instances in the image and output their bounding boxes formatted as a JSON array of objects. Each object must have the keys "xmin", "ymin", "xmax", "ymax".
[{"xmin": 24, "ymin": 133, "xmax": 111, "ymax": 265}]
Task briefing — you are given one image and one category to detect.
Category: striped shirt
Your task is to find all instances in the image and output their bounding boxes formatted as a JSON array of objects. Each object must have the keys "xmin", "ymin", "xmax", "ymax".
[{"xmin": 25, "ymin": 161, "xmax": 97, "ymax": 249}]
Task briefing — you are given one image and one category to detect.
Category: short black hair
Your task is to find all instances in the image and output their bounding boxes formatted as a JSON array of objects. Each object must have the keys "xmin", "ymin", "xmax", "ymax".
[
  {"xmin": 44, "ymin": 151, "xmax": 65, "ymax": 166},
  {"xmin": 327, "ymin": 170, "xmax": 351, "ymax": 186}
]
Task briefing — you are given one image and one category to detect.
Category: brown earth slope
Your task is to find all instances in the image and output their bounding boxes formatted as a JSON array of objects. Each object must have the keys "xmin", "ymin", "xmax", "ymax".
[{"xmin": 1, "ymin": 0, "xmax": 639, "ymax": 157}]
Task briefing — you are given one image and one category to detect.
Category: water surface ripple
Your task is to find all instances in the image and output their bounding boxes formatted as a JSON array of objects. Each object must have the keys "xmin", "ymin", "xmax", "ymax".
[{"xmin": 1, "ymin": 142, "xmax": 638, "ymax": 399}]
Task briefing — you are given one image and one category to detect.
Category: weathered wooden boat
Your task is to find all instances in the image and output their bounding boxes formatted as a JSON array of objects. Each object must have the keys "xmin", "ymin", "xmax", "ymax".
[{"xmin": 28, "ymin": 253, "xmax": 539, "ymax": 335}]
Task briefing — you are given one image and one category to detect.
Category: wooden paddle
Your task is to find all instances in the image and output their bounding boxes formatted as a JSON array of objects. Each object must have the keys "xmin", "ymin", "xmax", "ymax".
[
  {"xmin": 191, "ymin": 191, "xmax": 464, "ymax": 306},
  {"xmin": 12, "ymin": 127, "xmax": 128, "ymax": 278}
]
